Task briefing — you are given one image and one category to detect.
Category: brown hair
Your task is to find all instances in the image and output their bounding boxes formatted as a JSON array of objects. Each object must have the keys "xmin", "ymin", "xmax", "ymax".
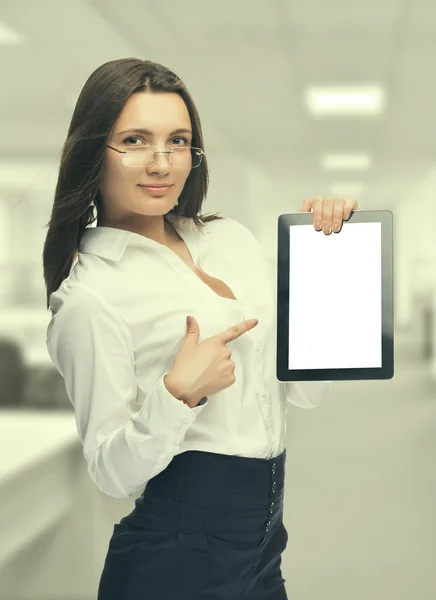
[{"xmin": 42, "ymin": 58, "xmax": 223, "ymax": 309}]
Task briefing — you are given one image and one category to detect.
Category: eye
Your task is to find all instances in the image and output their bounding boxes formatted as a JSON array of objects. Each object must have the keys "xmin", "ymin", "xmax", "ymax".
[
  {"xmin": 170, "ymin": 136, "xmax": 190, "ymax": 146},
  {"xmin": 123, "ymin": 136, "xmax": 144, "ymax": 145},
  {"xmin": 122, "ymin": 135, "xmax": 191, "ymax": 147}
]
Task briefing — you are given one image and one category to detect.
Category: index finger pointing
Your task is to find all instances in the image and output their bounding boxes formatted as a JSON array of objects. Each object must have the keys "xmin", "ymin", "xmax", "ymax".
[{"xmin": 217, "ymin": 319, "xmax": 259, "ymax": 345}]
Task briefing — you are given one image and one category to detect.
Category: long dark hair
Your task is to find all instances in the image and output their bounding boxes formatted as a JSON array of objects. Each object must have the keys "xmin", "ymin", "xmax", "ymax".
[{"xmin": 42, "ymin": 58, "xmax": 223, "ymax": 309}]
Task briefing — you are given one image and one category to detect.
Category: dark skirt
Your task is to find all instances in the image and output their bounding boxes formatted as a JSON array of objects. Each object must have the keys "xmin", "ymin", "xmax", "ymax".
[{"xmin": 98, "ymin": 448, "xmax": 288, "ymax": 600}]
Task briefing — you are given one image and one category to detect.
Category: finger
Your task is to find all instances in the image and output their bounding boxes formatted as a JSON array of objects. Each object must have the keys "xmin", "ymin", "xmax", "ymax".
[
  {"xmin": 312, "ymin": 197, "xmax": 323, "ymax": 230},
  {"xmin": 332, "ymin": 198, "xmax": 346, "ymax": 232},
  {"xmin": 299, "ymin": 198, "xmax": 313, "ymax": 213},
  {"xmin": 343, "ymin": 198, "xmax": 357, "ymax": 220},
  {"xmin": 218, "ymin": 319, "xmax": 258, "ymax": 345},
  {"xmin": 322, "ymin": 197, "xmax": 335, "ymax": 234}
]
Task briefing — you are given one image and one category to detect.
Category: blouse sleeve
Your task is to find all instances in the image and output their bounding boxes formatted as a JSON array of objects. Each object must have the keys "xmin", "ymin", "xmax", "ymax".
[
  {"xmin": 283, "ymin": 380, "xmax": 332, "ymax": 409},
  {"xmin": 46, "ymin": 284, "xmax": 207, "ymax": 499}
]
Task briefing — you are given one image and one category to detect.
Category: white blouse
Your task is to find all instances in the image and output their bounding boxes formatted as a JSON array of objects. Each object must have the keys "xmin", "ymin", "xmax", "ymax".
[{"xmin": 46, "ymin": 212, "xmax": 331, "ymax": 499}]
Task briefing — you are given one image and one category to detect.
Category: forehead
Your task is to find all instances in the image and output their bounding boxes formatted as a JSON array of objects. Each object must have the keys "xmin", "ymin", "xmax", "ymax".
[{"xmin": 115, "ymin": 92, "xmax": 191, "ymax": 132}]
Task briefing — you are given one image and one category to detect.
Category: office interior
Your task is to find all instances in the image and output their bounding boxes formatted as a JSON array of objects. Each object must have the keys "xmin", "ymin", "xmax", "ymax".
[{"xmin": 0, "ymin": 1, "xmax": 435, "ymax": 599}]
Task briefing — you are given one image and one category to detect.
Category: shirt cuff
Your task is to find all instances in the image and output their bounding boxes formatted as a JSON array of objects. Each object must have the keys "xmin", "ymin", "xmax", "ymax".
[{"xmin": 136, "ymin": 373, "xmax": 209, "ymax": 447}]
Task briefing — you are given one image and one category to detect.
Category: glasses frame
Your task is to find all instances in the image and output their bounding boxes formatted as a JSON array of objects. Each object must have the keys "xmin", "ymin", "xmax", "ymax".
[{"xmin": 106, "ymin": 144, "xmax": 205, "ymax": 169}]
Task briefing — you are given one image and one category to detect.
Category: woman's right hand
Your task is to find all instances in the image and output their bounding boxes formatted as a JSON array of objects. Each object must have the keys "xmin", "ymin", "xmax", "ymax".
[{"xmin": 164, "ymin": 315, "xmax": 259, "ymax": 408}]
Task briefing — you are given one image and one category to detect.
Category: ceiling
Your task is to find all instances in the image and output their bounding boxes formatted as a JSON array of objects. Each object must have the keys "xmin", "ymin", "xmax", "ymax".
[{"xmin": 1, "ymin": 0, "xmax": 436, "ymax": 214}]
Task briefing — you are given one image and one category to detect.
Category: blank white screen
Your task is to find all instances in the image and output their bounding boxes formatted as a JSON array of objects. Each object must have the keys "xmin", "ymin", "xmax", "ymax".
[{"xmin": 288, "ymin": 222, "xmax": 382, "ymax": 369}]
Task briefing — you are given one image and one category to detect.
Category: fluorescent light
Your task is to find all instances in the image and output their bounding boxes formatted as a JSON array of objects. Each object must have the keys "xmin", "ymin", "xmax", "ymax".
[
  {"xmin": 321, "ymin": 153, "xmax": 372, "ymax": 170},
  {"xmin": 329, "ymin": 181, "xmax": 364, "ymax": 197},
  {"xmin": 305, "ymin": 85, "xmax": 385, "ymax": 116},
  {"xmin": 0, "ymin": 20, "xmax": 25, "ymax": 45}
]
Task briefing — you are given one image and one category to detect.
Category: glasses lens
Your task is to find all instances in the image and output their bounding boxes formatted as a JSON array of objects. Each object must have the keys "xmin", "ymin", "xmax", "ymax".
[
  {"xmin": 170, "ymin": 147, "xmax": 203, "ymax": 169},
  {"xmin": 120, "ymin": 147, "xmax": 203, "ymax": 169}
]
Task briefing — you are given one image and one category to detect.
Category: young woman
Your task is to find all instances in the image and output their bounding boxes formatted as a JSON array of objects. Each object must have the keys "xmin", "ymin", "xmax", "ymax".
[{"xmin": 43, "ymin": 58, "xmax": 336, "ymax": 600}]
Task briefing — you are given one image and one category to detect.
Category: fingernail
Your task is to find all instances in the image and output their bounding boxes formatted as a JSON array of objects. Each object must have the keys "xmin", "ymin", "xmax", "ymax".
[
  {"xmin": 315, "ymin": 222, "xmax": 321, "ymax": 230},
  {"xmin": 323, "ymin": 226, "xmax": 330, "ymax": 234},
  {"xmin": 333, "ymin": 224, "xmax": 340, "ymax": 232}
]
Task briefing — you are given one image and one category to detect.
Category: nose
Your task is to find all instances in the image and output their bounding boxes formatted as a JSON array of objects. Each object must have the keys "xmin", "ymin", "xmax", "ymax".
[{"xmin": 147, "ymin": 151, "xmax": 171, "ymax": 176}]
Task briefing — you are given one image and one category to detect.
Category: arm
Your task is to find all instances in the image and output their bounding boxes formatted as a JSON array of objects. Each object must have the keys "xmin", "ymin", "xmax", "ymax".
[
  {"xmin": 284, "ymin": 380, "xmax": 332, "ymax": 409},
  {"xmin": 46, "ymin": 285, "xmax": 207, "ymax": 499}
]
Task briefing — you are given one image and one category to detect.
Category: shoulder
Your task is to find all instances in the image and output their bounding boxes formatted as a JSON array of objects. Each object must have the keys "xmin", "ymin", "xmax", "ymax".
[
  {"xmin": 202, "ymin": 216, "xmax": 262, "ymax": 254},
  {"xmin": 48, "ymin": 278, "xmax": 122, "ymax": 330},
  {"xmin": 46, "ymin": 279, "xmax": 133, "ymax": 356},
  {"xmin": 201, "ymin": 215, "xmax": 256, "ymax": 241},
  {"xmin": 49, "ymin": 277, "xmax": 101, "ymax": 312}
]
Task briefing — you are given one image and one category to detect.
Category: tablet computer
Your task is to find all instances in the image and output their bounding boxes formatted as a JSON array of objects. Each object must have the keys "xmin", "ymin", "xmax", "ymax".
[{"xmin": 276, "ymin": 210, "xmax": 394, "ymax": 381}]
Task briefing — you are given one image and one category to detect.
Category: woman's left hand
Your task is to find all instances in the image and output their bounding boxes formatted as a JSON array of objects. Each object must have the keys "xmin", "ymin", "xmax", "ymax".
[{"xmin": 299, "ymin": 197, "xmax": 360, "ymax": 235}]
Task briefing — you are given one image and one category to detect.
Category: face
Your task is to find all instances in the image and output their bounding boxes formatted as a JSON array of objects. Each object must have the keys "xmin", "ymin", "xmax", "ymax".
[{"xmin": 98, "ymin": 91, "xmax": 193, "ymax": 232}]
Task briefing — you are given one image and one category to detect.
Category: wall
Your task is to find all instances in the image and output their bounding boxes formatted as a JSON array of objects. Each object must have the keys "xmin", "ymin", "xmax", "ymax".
[{"xmin": 395, "ymin": 164, "xmax": 436, "ymax": 380}]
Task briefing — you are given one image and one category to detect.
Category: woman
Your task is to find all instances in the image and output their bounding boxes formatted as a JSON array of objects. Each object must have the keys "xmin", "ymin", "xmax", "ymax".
[{"xmin": 43, "ymin": 58, "xmax": 337, "ymax": 600}]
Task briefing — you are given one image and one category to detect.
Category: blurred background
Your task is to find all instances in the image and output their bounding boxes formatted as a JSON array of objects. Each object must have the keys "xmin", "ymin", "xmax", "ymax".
[{"xmin": 0, "ymin": 0, "xmax": 435, "ymax": 599}]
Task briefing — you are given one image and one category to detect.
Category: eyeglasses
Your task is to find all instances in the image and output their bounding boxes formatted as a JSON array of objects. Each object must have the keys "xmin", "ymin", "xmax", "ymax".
[{"xmin": 106, "ymin": 144, "xmax": 205, "ymax": 169}]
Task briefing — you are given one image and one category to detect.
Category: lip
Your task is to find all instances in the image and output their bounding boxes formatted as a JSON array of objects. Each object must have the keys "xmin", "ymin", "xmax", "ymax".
[
  {"xmin": 138, "ymin": 184, "xmax": 173, "ymax": 188},
  {"xmin": 138, "ymin": 184, "xmax": 172, "ymax": 196}
]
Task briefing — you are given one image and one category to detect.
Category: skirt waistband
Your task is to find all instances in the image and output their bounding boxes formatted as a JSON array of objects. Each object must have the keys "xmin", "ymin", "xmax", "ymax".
[{"xmin": 140, "ymin": 449, "xmax": 287, "ymax": 510}]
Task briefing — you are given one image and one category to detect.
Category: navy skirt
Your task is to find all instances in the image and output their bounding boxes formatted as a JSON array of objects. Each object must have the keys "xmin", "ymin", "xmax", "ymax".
[{"xmin": 98, "ymin": 449, "xmax": 288, "ymax": 600}]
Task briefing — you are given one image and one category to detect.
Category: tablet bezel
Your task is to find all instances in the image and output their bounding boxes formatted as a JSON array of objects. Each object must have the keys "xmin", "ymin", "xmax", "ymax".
[{"xmin": 276, "ymin": 210, "xmax": 394, "ymax": 381}]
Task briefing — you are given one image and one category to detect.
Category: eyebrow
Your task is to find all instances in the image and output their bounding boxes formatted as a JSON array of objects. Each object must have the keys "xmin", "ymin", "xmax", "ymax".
[{"xmin": 116, "ymin": 127, "xmax": 193, "ymax": 137}]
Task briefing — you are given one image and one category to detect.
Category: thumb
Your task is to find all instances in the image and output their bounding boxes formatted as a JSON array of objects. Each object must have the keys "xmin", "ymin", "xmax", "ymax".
[{"xmin": 182, "ymin": 315, "xmax": 199, "ymax": 347}]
